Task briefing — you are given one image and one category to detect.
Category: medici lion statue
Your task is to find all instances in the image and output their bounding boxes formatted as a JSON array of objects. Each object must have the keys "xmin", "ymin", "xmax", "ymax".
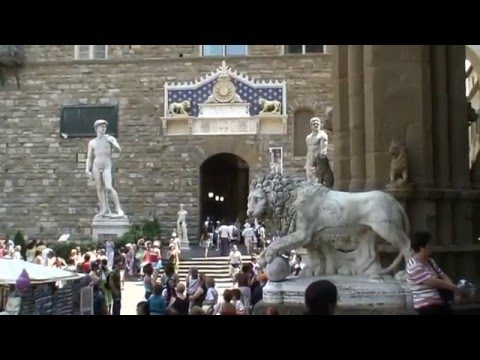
[
  {"xmin": 247, "ymin": 173, "xmax": 412, "ymax": 279},
  {"xmin": 258, "ymin": 97, "xmax": 282, "ymax": 115},
  {"xmin": 168, "ymin": 100, "xmax": 191, "ymax": 116}
]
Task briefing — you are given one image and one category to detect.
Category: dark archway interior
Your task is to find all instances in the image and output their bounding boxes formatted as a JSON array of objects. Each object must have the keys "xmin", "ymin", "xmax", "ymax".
[{"xmin": 200, "ymin": 153, "xmax": 249, "ymax": 227}]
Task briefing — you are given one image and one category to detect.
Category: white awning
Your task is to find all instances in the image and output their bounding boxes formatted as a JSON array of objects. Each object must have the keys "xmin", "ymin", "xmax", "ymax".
[{"xmin": 0, "ymin": 259, "xmax": 81, "ymax": 285}]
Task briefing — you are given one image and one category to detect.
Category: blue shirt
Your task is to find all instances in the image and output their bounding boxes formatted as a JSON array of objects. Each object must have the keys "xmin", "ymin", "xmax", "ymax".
[{"xmin": 148, "ymin": 294, "xmax": 166, "ymax": 315}]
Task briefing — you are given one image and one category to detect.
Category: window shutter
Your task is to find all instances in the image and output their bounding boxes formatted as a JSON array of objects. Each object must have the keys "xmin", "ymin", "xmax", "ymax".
[
  {"xmin": 305, "ymin": 45, "xmax": 324, "ymax": 53},
  {"xmin": 93, "ymin": 45, "xmax": 106, "ymax": 59},
  {"xmin": 203, "ymin": 45, "xmax": 223, "ymax": 56},
  {"xmin": 225, "ymin": 45, "xmax": 246, "ymax": 56},
  {"xmin": 77, "ymin": 45, "xmax": 90, "ymax": 59},
  {"xmin": 60, "ymin": 105, "xmax": 118, "ymax": 138},
  {"xmin": 286, "ymin": 45, "xmax": 303, "ymax": 54}
]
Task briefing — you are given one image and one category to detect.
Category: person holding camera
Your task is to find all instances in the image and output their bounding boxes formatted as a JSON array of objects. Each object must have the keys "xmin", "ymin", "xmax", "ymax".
[{"xmin": 406, "ymin": 231, "xmax": 469, "ymax": 315}]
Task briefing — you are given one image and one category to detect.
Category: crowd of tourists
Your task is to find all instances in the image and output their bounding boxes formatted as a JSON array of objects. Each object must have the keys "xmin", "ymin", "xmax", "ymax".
[
  {"xmin": 4, "ymin": 225, "xmax": 477, "ymax": 315},
  {"xmin": 136, "ymin": 261, "xmax": 338, "ymax": 315},
  {"xmin": 199, "ymin": 217, "xmax": 268, "ymax": 257}
]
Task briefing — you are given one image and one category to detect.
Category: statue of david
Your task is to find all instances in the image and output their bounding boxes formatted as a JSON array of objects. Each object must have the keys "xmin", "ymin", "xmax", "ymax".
[{"xmin": 86, "ymin": 119, "xmax": 125, "ymax": 218}]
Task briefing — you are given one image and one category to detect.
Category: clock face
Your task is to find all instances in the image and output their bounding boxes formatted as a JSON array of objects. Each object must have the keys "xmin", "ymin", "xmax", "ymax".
[{"xmin": 213, "ymin": 79, "xmax": 236, "ymax": 103}]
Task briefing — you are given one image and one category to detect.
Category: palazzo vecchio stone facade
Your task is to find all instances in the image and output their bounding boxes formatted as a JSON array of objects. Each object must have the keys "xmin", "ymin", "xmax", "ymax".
[{"xmin": 0, "ymin": 45, "xmax": 332, "ymax": 240}]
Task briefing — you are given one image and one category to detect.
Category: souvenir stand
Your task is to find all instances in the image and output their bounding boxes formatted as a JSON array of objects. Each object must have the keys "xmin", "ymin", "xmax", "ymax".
[{"xmin": 0, "ymin": 259, "xmax": 82, "ymax": 315}]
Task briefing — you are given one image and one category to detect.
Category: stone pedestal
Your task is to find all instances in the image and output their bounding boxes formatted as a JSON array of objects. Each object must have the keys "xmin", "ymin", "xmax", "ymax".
[
  {"xmin": 92, "ymin": 216, "xmax": 130, "ymax": 242},
  {"xmin": 263, "ymin": 275, "xmax": 411, "ymax": 311},
  {"xmin": 180, "ymin": 238, "xmax": 190, "ymax": 250}
]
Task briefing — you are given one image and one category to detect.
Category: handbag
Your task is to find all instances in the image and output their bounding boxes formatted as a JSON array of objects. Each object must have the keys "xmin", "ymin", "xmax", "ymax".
[{"xmin": 428, "ymin": 259, "xmax": 454, "ymax": 303}]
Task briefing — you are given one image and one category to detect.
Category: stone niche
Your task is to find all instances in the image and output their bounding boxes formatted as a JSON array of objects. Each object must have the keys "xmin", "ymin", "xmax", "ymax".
[{"xmin": 161, "ymin": 61, "xmax": 288, "ymax": 136}]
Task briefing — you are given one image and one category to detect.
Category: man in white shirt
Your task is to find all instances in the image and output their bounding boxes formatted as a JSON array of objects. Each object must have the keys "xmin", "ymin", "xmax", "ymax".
[
  {"xmin": 228, "ymin": 245, "xmax": 242, "ymax": 280},
  {"xmin": 218, "ymin": 221, "xmax": 230, "ymax": 256}
]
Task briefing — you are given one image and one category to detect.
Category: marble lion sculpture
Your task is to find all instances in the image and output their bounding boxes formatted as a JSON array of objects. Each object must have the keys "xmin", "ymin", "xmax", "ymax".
[
  {"xmin": 388, "ymin": 139, "xmax": 408, "ymax": 187},
  {"xmin": 168, "ymin": 100, "xmax": 191, "ymax": 116},
  {"xmin": 258, "ymin": 97, "xmax": 282, "ymax": 115},
  {"xmin": 247, "ymin": 173, "xmax": 412, "ymax": 278}
]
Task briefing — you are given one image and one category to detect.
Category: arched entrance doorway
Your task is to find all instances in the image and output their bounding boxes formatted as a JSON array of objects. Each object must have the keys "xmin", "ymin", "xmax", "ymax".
[{"xmin": 200, "ymin": 153, "xmax": 249, "ymax": 227}]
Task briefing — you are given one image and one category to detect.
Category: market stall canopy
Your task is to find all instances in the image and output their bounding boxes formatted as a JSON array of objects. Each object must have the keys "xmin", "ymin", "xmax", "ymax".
[{"xmin": 0, "ymin": 259, "xmax": 81, "ymax": 285}]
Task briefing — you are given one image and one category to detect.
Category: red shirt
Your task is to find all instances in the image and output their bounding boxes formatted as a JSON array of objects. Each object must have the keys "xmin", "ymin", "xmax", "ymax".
[
  {"xmin": 82, "ymin": 261, "xmax": 91, "ymax": 273},
  {"xmin": 145, "ymin": 250, "xmax": 159, "ymax": 264}
]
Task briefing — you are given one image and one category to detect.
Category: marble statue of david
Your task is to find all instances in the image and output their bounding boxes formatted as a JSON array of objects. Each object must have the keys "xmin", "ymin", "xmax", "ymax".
[{"xmin": 86, "ymin": 119, "xmax": 125, "ymax": 218}]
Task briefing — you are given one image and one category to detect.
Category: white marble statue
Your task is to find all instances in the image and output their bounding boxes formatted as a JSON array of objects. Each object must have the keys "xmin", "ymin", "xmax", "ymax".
[
  {"xmin": 305, "ymin": 117, "xmax": 333, "ymax": 187},
  {"xmin": 247, "ymin": 173, "xmax": 412, "ymax": 281},
  {"xmin": 176, "ymin": 204, "xmax": 188, "ymax": 242},
  {"xmin": 386, "ymin": 139, "xmax": 411, "ymax": 189},
  {"xmin": 86, "ymin": 119, "xmax": 125, "ymax": 218}
]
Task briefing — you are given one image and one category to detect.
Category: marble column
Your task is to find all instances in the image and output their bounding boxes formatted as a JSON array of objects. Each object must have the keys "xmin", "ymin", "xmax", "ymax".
[
  {"xmin": 447, "ymin": 46, "xmax": 473, "ymax": 248},
  {"xmin": 348, "ymin": 45, "xmax": 366, "ymax": 191},
  {"xmin": 363, "ymin": 45, "xmax": 434, "ymax": 190},
  {"xmin": 331, "ymin": 45, "xmax": 351, "ymax": 191},
  {"xmin": 430, "ymin": 45, "xmax": 453, "ymax": 246},
  {"xmin": 447, "ymin": 45, "xmax": 470, "ymax": 190}
]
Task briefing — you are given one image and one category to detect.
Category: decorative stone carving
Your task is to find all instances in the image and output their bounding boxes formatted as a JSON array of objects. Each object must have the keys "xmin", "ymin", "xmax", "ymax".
[
  {"xmin": 259, "ymin": 97, "xmax": 282, "ymax": 115},
  {"xmin": 262, "ymin": 275, "xmax": 409, "ymax": 309},
  {"xmin": 193, "ymin": 117, "xmax": 257, "ymax": 135},
  {"xmin": 385, "ymin": 139, "xmax": 413, "ymax": 190},
  {"xmin": 198, "ymin": 103, "xmax": 251, "ymax": 118},
  {"xmin": 168, "ymin": 100, "xmax": 191, "ymax": 116},
  {"xmin": 92, "ymin": 217, "xmax": 130, "ymax": 242},
  {"xmin": 266, "ymin": 256, "xmax": 291, "ymax": 282},
  {"xmin": 247, "ymin": 173, "xmax": 412, "ymax": 281},
  {"xmin": 305, "ymin": 117, "xmax": 334, "ymax": 187},
  {"xmin": 162, "ymin": 61, "xmax": 287, "ymax": 135}
]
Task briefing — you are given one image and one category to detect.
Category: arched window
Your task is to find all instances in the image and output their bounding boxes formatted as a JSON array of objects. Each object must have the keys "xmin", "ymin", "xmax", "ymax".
[{"xmin": 294, "ymin": 109, "xmax": 315, "ymax": 156}]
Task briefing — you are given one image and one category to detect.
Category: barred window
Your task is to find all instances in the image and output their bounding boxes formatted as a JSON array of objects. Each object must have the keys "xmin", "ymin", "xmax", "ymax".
[{"xmin": 60, "ymin": 104, "xmax": 118, "ymax": 138}]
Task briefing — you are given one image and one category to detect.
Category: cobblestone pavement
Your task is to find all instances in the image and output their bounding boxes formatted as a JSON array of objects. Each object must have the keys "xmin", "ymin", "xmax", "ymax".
[{"xmin": 120, "ymin": 279, "xmax": 146, "ymax": 315}]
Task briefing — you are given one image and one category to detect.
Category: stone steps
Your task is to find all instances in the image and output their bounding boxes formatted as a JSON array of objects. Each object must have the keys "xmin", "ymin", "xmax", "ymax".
[{"xmin": 158, "ymin": 255, "xmax": 252, "ymax": 289}]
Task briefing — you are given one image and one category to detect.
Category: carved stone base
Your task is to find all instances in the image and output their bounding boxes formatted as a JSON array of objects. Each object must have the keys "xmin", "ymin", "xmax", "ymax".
[
  {"xmin": 180, "ymin": 239, "xmax": 190, "ymax": 250},
  {"xmin": 92, "ymin": 216, "xmax": 130, "ymax": 242},
  {"xmin": 262, "ymin": 275, "xmax": 412, "ymax": 310},
  {"xmin": 385, "ymin": 182, "xmax": 415, "ymax": 191}
]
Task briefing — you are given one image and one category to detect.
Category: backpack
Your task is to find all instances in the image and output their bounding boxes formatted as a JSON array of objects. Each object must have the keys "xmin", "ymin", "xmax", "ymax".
[
  {"xmin": 254, "ymin": 227, "xmax": 261, "ymax": 240},
  {"xmin": 232, "ymin": 226, "xmax": 239, "ymax": 239},
  {"xmin": 162, "ymin": 275, "xmax": 172, "ymax": 291}
]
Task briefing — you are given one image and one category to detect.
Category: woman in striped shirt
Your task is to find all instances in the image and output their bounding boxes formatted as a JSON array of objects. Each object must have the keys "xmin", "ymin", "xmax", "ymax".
[{"xmin": 406, "ymin": 231, "xmax": 467, "ymax": 315}]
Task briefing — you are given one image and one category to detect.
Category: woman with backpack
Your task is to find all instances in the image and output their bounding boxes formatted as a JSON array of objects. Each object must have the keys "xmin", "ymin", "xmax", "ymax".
[
  {"xmin": 188, "ymin": 274, "xmax": 207, "ymax": 313},
  {"xmin": 168, "ymin": 283, "xmax": 189, "ymax": 315},
  {"xmin": 99, "ymin": 258, "xmax": 113, "ymax": 314},
  {"xmin": 143, "ymin": 263, "xmax": 154, "ymax": 300},
  {"xmin": 202, "ymin": 277, "xmax": 218, "ymax": 315},
  {"xmin": 161, "ymin": 263, "xmax": 179, "ymax": 290}
]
